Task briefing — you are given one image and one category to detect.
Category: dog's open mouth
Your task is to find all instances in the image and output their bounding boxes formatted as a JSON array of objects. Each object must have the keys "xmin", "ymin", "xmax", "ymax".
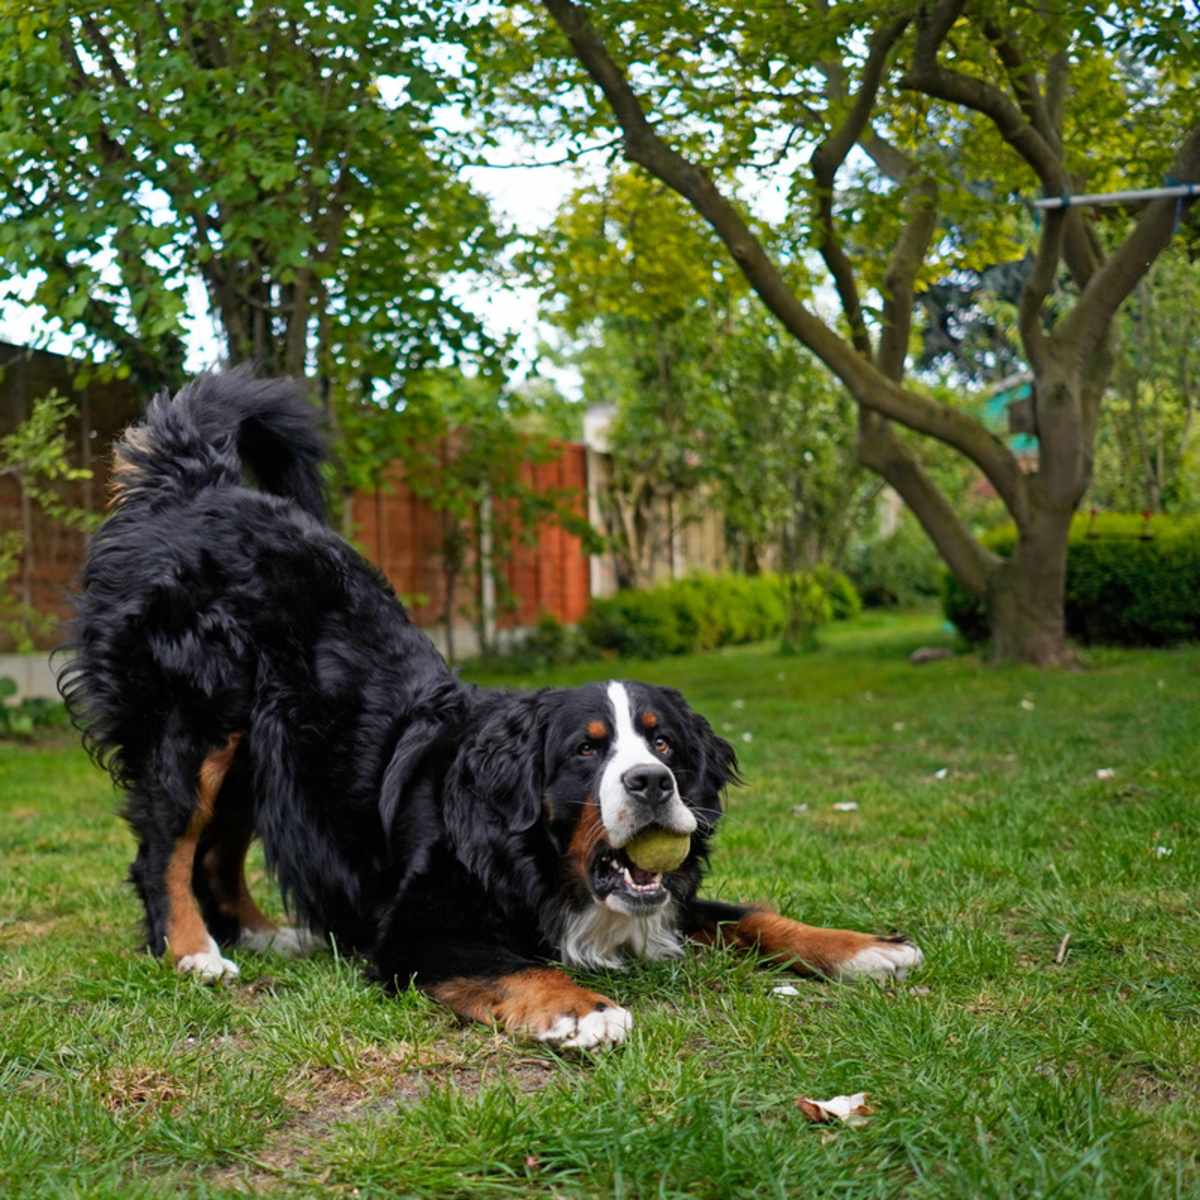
[{"xmin": 590, "ymin": 847, "xmax": 670, "ymax": 910}]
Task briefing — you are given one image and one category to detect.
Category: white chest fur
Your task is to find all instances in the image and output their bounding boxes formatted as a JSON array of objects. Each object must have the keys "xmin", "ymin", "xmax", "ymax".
[{"xmin": 558, "ymin": 900, "xmax": 684, "ymax": 969}]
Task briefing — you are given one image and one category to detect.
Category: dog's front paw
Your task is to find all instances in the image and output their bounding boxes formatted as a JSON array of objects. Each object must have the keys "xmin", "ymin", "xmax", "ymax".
[
  {"xmin": 834, "ymin": 936, "xmax": 924, "ymax": 982},
  {"xmin": 538, "ymin": 1003, "xmax": 633, "ymax": 1050},
  {"xmin": 176, "ymin": 935, "xmax": 240, "ymax": 982}
]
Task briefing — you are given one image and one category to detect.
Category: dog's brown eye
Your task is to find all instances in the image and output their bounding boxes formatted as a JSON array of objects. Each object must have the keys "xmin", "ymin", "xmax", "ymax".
[
  {"xmin": 653, "ymin": 735, "xmax": 671, "ymax": 755},
  {"xmin": 578, "ymin": 740, "xmax": 597, "ymax": 758}
]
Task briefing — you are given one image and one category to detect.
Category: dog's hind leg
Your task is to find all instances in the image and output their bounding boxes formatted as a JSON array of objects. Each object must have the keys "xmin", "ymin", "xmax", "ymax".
[
  {"xmin": 199, "ymin": 809, "xmax": 324, "ymax": 959},
  {"xmin": 154, "ymin": 733, "xmax": 244, "ymax": 981}
]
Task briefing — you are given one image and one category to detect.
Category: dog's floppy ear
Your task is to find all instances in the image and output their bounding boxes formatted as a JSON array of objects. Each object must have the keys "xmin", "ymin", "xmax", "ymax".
[
  {"xmin": 378, "ymin": 715, "xmax": 442, "ymax": 834},
  {"xmin": 445, "ymin": 694, "xmax": 546, "ymax": 834},
  {"xmin": 442, "ymin": 694, "xmax": 557, "ymax": 915}
]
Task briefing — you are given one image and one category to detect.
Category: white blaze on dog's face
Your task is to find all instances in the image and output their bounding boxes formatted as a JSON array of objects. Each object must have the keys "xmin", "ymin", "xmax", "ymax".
[{"xmin": 599, "ymin": 681, "xmax": 697, "ymax": 847}]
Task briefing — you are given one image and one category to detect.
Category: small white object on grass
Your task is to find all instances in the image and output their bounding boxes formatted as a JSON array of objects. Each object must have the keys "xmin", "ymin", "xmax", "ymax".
[
  {"xmin": 796, "ymin": 1093, "xmax": 874, "ymax": 1127},
  {"xmin": 933, "ymin": 767, "xmax": 949, "ymax": 780},
  {"xmin": 1154, "ymin": 845, "xmax": 1174, "ymax": 858},
  {"xmin": 1020, "ymin": 698, "xmax": 1035, "ymax": 711},
  {"xmin": 742, "ymin": 731, "xmax": 753, "ymax": 743},
  {"xmin": 1096, "ymin": 768, "xmax": 1116, "ymax": 781},
  {"xmin": 792, "ymin": 804, "xmax": 809, "ymax": 815},
  {"xmin": 832, "ymin": 801, "xmax": 859, "ymax": 812},
  {"xmin": 772, "ymin": 984, "xmax": 800, "ymax": 996}
]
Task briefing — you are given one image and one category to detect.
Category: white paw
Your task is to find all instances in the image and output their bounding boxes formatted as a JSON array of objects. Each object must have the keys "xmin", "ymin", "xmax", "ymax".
[
  {"xmin": 537, "ymin": 1005, "xmax": 633, "ymax": 1049},
  {"xmin": 836, "ymin": 939, "xmax": 924, "ymax": 982},
  {"xmin": 238, "ymin": 925, "xmax": 324, "ymax": 957},
  {"xmin": 176, "ymin": 936, "xmax": 240, "ymax": 981}
]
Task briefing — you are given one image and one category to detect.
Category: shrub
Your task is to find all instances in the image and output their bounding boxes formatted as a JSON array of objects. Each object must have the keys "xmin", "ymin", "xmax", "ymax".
[
  {"xmin": 582, "ymin": 569, "xmax": 858, "ymax": 660},
  {"xmin": 0, "ymin": 676, "xmax": 69, "ymax": 739},
  {"xmin": 847, "ymin": 518, "xmax": 944, "ymax": 608},
  {"xmin": 780, "ymin": 572, "xmax": 834, "ymax": 654},
  {"xmin": 811, "ymin": 565, "xmax": 862, "ymax": 621},
  {"xmin": 943, "ymin": 513, "xmax": 1200, "ymax": 646},
  {"xmin": 581, "ymin": 588, "xmax": 689, "ymax": 659}
]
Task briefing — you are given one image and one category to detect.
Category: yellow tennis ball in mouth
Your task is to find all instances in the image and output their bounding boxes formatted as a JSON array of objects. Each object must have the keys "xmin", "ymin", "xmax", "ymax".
[{"xmin": 624, "ymin": 828, "xmax": 691, "ymax": 873}]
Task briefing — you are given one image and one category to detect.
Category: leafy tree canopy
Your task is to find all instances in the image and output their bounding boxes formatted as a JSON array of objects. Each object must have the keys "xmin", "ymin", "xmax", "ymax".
[
  {"xmin": 464, "ymin": 0, "xmax": 1200, "ymax": 664},
  {"xmin": 0, "ymin": 1, "xmax": 502, "ymax": 398}
]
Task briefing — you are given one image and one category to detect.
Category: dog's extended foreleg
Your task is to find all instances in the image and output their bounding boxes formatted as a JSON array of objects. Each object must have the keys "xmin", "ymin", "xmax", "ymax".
[
  {"xmin": 427, "ymin": 961, "xmax": 631, "ymax": 1049},
  {"xmin": 684, "ymin": 898, "xmax": 923, "ymax": 981},
  {"xmin": 372, "ymin": 886, "xmax": 631, "ymax": 1048}
]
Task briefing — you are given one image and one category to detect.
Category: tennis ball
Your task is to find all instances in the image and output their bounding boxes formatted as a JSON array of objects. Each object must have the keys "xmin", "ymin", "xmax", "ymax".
[{"xmin": 624, "ymin": 828, "xmax": 690, "ymax": 873}]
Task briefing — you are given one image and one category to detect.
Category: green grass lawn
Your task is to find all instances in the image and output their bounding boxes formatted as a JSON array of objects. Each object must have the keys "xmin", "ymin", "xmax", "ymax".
[{"xmin": 1, "ymin": 611, "xmax": 1197, "ymax": 1198}]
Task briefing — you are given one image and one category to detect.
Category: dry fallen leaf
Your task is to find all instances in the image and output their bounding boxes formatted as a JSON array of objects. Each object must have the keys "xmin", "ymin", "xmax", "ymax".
[{"xmin": 796, "ymin": 1093, "xmax": 874, "ymax": 1127}]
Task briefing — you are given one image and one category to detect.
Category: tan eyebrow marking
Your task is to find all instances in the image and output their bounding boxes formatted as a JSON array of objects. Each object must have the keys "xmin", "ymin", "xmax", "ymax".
[
  {"xmin": 586, "ymin": 720, "xmax": 608, "ymax": 739},
  {"xmin": 641, "ymin": 711, "xmax": 658, "ymax": 729}
]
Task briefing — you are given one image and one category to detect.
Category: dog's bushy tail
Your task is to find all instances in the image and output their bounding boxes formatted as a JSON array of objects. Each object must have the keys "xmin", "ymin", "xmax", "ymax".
[{"xmin": 110, "ymin": 368, "xmax": 327, "ymax": 521}]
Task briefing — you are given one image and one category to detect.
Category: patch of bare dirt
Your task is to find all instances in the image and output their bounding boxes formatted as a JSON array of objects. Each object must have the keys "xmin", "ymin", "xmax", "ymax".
[
  {"xmin": 0, "ymin": 917, "xmax": 61, "ymax": 946},
  {"xmin": 1118, "ymin": 1065, "xmax": 1198, "ymax": 1110},
  {"xmin": 210, "ymin": 1039, "xmax": 558, "ymax": 1194},
  {"xmin": 97, "ymin": 1066, "xmax": 189, "ymax": 1115}
]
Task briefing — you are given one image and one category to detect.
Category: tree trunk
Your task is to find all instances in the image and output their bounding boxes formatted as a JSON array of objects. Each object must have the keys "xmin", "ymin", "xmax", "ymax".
[{"xmin": 986, "ymin": 504, "xmax": 1075, "ymax": 667}]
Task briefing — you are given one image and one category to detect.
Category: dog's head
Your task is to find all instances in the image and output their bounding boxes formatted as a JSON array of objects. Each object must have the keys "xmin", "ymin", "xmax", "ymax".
[{"xmin": 442, "ymin": 680, "xmax": 738, "ymax": 945}]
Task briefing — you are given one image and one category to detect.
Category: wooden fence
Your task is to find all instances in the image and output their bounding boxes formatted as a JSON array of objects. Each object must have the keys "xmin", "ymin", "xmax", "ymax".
[
  {"xmin": 1, "ymin": 344, "xmax": 595, "ymax": 652},
  {"xmin": 352, "ymin": 444, "xmax": 591, "ymax": 654}
]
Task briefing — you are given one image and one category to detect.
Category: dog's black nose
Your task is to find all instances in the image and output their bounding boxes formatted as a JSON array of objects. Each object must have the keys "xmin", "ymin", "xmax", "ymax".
[{"xmin": 621, "ymin": 763, "xmax": 675, "ymax": 805}]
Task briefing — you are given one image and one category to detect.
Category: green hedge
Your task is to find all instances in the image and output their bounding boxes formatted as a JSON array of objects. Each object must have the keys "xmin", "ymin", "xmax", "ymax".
[
  {"xmin": 847, "ymin": 518, "xmax": 945, "ymax": 608},
  {"xmin": 582, "ymin": 569, "xmax": 859, "ymax": 660},
  {"xmin": 943, "ymin": 513, "xmax": 1200, "ymax": 647},
  {"xmin": 0, "ymin": 677, "xmax": 70, "ymax": 739}
]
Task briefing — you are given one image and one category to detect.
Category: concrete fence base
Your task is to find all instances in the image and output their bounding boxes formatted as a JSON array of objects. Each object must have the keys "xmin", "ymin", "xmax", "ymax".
[
  {"xmin": 1, "ymin": 621, "xmax": 543, "ymax": 704},
  {"xmin": 0, "ymin": 653, "xmax": 63, "ymax": 702}
]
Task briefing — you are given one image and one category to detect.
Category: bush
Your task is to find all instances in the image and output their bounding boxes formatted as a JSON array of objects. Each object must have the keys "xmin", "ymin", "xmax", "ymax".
[
  {"xmin": 582, "ymin": 569, "xmax": 858, "ymax": 660},
  {"xmin": 812, "ymin": 564, "xmax": 862, "ymax": 621},
  {"xmin": 780, "ymin": 572, "xmax": 833, "ymax": 654},
  {"xmin": 943, "ymin": 513, "xmax": 1200, "ymax": 646},
  {"xmin": 476, "ymin": 613, "xmax": 598, "ymax": 673},
  {"xmin": 847, "ymin": 518, "xmax": 944, "ymax": 608},
  {"xmin": 0, "ymin": 676, "xmax": 69, "ymax": 739}
]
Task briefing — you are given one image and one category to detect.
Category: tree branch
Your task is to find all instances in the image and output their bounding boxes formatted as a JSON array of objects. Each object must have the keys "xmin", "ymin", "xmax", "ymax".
[
  {"xmin": 79, "ymin": 16, "xmax": 135, "ymax": 93},
  {"xmin": 809, "ymin": 17, "xmax": 910, "ymax": 357},
  {"xmin": 1058, "ymin": 123, "xmax": 1200, "ymax": 364},
  {"xmin": 982, "ymin": 21, "xmax": 1055, "ymax": 150},
  {"xmin": 903, "ymin": 6, "xmax": 1100, "ymax": 286},
  {"xmin": 858, "ymin": 411, "xmax": 1000, "ymax": 595},
  {"xmin": 877, "ymin": 176, "xmax": 938, "ymax": 381},
  {"xmin": 541, "ymin": 0, "xmax": 1026, "ymax": 517},
  {"xmin": 1017, "ymin": 206, "xmax": 1064, "ymax": 373}
]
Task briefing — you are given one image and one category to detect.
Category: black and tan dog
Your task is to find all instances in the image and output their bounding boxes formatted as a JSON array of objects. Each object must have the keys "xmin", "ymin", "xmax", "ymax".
[{"xmin": 61, "ymin": 372, "xmax": 922, "ymax": 1048}]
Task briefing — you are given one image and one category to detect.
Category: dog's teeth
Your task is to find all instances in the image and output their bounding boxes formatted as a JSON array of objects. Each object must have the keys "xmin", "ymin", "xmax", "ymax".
[{"xmin": 620, "ymin": 866, "xmax": 663, "ymax": 893}]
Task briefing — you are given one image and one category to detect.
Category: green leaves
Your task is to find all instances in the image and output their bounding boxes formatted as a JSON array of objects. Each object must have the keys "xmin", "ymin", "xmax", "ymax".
[{"xmin": 0, "ymin": 0, "xmax": 502, "ymax": 402}]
